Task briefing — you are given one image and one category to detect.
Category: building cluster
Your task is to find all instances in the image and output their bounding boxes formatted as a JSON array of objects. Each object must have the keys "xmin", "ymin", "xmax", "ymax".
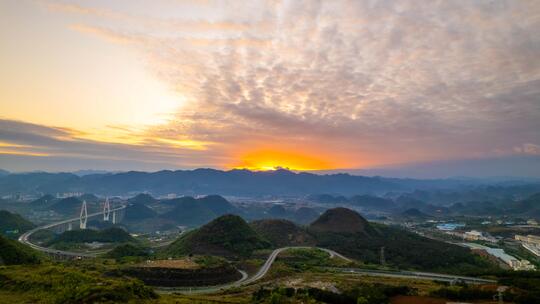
[
  {"xmin": 56, "ymin": 192, "xmax": 84, "ymax": 198},
  {"xmin": 515, "ymin": 234, "xmax": 540, "ymax": 257},
  {"xmin": 444, "ymin": 230, "xmax": 498, "ymax": 243},
  {"xmin": 465, "ymin": 243, "xmax": 536, "ymax": 271},
  {"xmin": 436, "ymin": 223, "xmax": 466, "ymax": 231}
]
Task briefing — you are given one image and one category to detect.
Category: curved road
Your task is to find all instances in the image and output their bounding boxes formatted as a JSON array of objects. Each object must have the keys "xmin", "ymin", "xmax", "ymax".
[
  {"xmin": 156, "ymin": 246, "xmax": 348, "ymax": 294},
  {"xmin": 18, "ymin": 205, "xmax": 127, "ymax": 258},
  {"xmin": 156, "ymin": 246, "xmax": 494, "ymax": 294}
]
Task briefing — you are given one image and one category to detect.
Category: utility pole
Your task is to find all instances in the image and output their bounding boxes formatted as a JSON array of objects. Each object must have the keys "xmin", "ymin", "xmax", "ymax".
[{"xmin": 380, "ymin": 247, "xmax": 385, "ymax": 266}]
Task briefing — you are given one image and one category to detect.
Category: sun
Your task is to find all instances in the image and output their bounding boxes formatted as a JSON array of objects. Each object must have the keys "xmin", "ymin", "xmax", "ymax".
[{"xmin": 230, "ymin": 149, "xmax": 334, "ymax": 171}]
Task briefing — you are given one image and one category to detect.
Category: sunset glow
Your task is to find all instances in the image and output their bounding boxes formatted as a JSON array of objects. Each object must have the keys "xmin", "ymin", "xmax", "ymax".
[
  {"xmin": 232, "ymin": 150, "xmax": 335, "ymax": 171},
  {"xmin": 1, "ymin": 1, "xmax": 539, "ymax": 177}
]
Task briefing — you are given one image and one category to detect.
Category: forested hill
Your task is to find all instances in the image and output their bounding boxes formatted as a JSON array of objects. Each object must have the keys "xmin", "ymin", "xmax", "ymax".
[{"xmin": 0, "ymin": 169, "xmax": 518, "ymax": 196}]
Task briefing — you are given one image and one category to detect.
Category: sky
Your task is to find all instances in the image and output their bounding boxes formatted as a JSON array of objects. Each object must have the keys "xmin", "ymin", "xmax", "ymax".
[{"xmin": 1, "ymin": 0, "xmax": 540, "ymax": 178}]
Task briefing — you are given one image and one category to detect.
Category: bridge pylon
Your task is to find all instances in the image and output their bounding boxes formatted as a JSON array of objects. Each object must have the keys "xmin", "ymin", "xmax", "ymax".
[
  {"xmin": 80, "ymin": 200, "xmax": 88, "ymax": 229},
  {"xmin": 103, "ymin": 197, "xmax": 111, "ymax": 221}
]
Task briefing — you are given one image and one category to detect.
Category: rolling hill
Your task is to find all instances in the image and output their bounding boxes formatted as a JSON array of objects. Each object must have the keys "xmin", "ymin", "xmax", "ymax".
[
  {"xmin": 309, "ymin": 207, "xmax": 374, "ymax": 234},
  {"xmin": 349, "ymin": 195, "xmax": 395, "ymax": 211},
  {"xmin": 161, "ymin": 195, "xmax": 237, "ymax": 227},
  {"xmin": 127, "ymin": 193, "xmax": 157, "ymax": 206},
  {"xmin": 29, "ymin": 194, "xmax": 57, "ymax": 208},
  {"xmin": 50, "ymin": 197, "xmax": 83, "ymax": 215},
  {"xmin": 250, "ymin": 219, "xmax": 316, "ymax": 247},
  {"xmin": 309, "ymin": 208, "xmax": 496, "ymax": 272},
  {"xmin": 293, "ymin": 207, "xmax": 320, "ymax": 224},
  {"xmin": 400, "ymin": 208, "xmax": 432, "ymax": 219},
  {"xmin": 0, "ymin": 234, "xmax": 41, "ymax": 265},
  {"xmin": 0, "ymin": 210, "xmax": 35, "ymax": 237},
  {"xmin": 48, "ymin": 227, "xmax": 135, "ymax": 245},
  {"xmin": 164, "ymin": 214, "xmax": 270, "ymax": 258},
  {"xmin": 123, "ymin": 203, "xmax": 157, "ymax": 221},
  {"xmin": 162, "ymin": 207, "xmax": 497, "ymax": 272}
]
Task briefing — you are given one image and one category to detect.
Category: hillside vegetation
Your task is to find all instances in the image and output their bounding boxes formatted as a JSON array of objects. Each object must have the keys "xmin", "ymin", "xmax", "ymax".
[
  {"xmin": 251, "ymin": 219, "xmax": 316, "ymax": 247},
  {"xmin": 0, "ymin": 210, "xmax": 35, "ymax": 237},
  {"xmin": 161, "ymin": 195, "xmax": 236, "ymax": 226},
  {"xmin": 0, "ymin": 234, "xmax": 41, "ymax": 265},
  {"xmin": 162, "ymin": 208, "xmax": 493, "ymax": 273},
  {"xmin": 308, "ymin": 208, "xmax": 497, "ymax": 273},
  {"xmin": 309, "ymin": 207, "xmax": 375, "ymax": 235},
  {"xmin": 127, "ymin": 193, "xmax": 157, "ymax": 205},
  {"xmin": 123, "ymin": 203, "xmax": 157, "ymax": 221},
  {"xmin": 164, "ymin": 214, "xmax": 270, "ymax": 258},
  {"xmin": 0, "ymin": 264, "xmax": 157, "ymax": 303},
  {"xmin": 47, "ymin": 227, "xmax": 135, "ymax": 245},
  {"xmin": 106, "ymin": 244, "xmax": 150, "ymax": 259}
]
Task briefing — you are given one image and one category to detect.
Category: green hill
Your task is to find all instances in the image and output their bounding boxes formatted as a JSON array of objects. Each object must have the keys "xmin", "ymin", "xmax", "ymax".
[
  {"xmin": 106, "ymin": 243, "xmax": 150, "ymax": 259},
  {"xmin": 197, "ymin": 194, "xmax": 236, "ymax": 215},
  {"xmin": 293, "ymin": 207, "xmax": 320, "ymax": 224},
  {"xmin": 250, "ymin": 219, "xmax": 316, "ymax": 247},
  {"xmin": 161, "ymin": 197, "xmax": 215, "ymax": 226},
  {"xmin": 400, "ymin": 208, "xmax": 432, "ymax": 219},
  {"xmin": 161, "ymin": 195, "xmax": 237, "ymax": 227},
  {"xmin": 79, "ymin": 193, "xmax": 99, "ymax": 202},
  {"xmin": 29, "ymin": 194, "xmax": 57, "ymax": 208},
  {"xmin": 309, "ymin": 207, "xmax": 374, "ymax": 234},
  {"xmin": 0, "ymin": 234, "xmax": 41, "ymax": 265},
  {"xmin": 50, "ymin": 197, "xmax": 82, "ymax": 215},
  {"xmin": 127, "ymin": 193, "xmax": 157, "ymax": 205},
  {"xmin": 48, "ymin": 227, "xmax": 135, "ymax": 245},
  {"xmin": 124, "ymin": 203, "xmax": 157, "ymax": 221},
  {"xmin": 0, "ymin": 210, "xmax": 35, "ymax": 237},
  {"xmin": 309, "ymin": 208, "xmax": 496, "ymax": 273},
  {"xmin": 349, "ymin": 195, "xmax": 395, "ymax": 211},
  {"xmin": 164, "ymin": 214, "xmax": 270, "ymax": 258}
]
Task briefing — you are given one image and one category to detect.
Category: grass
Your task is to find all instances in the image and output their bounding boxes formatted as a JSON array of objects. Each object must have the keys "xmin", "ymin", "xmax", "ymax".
[{"xmin": 0, "ymin": 263, "xmax": 157, "ymax": 303}]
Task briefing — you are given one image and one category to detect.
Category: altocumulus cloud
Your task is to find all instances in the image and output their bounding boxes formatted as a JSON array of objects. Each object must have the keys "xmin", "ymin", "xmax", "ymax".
[{"xmin": 7, "ymin": 0, "xmax": 540, "ymax": 175}]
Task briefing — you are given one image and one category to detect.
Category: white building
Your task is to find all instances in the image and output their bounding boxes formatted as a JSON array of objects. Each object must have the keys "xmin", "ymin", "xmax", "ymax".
[
  {"xmin": 515, "ymin": 234, "xmax": 540, "ymax": 257},
  {"xmin": 463, "ymin": 243, "xmax": 536, "ymax": 271}
]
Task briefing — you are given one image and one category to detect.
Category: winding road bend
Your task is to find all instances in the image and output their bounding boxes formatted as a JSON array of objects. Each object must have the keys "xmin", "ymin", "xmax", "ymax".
[{"xmin": 156, "ymin": 246, "xmax": 495, "ymax": 294}]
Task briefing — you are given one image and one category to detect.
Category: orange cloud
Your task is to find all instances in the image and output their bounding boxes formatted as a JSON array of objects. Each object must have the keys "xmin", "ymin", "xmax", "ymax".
[{"xmin": 230, "ymin": 149, "xmax": 336, "ymax": 171}]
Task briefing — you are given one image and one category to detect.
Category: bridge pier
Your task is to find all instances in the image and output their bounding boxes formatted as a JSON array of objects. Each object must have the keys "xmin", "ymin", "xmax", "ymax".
[
  {"xmin": 103, "ymin": 197, "xmax": 111, "ymax": 221},
  {"xmin": 80, "ymin": 200, "xmax": 88, "ymax": 229}
]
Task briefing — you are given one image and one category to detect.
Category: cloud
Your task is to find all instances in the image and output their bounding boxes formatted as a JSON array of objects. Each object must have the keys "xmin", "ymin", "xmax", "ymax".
[
  {"xmin": 35, "ymin": 1, "xmax": 540, "ymax": 172},
  {"xmin": 514, "ymin": 143, "xmax": 540, "ymax": 155},
  {"xmin": 0, "ymin": 119, "xmax": 228, "ymax": 171}
]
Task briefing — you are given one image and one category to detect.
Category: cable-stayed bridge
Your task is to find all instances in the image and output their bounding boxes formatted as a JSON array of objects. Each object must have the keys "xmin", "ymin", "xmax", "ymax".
[{"xmin": 18, "ymin": 200, "xmax": 127, "ymax": 259}]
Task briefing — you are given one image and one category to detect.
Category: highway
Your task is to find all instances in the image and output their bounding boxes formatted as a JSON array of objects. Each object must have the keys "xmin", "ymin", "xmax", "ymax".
[
  {"xmin": 333, "ymin": 268, "xmax": 495, "ymax": 284},
  {"xmin": 18, "ymin": 205, "xmax": 127, "ymax": 258},
  {"xmin": 156, "ymin": 246, "xmax": 495, "ymax": 294}
]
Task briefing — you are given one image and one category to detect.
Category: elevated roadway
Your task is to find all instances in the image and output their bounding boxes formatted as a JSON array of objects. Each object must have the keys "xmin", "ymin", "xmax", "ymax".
[{"xmin": 18, "ymin": 205, "xmax": 127, "ymax": 258}]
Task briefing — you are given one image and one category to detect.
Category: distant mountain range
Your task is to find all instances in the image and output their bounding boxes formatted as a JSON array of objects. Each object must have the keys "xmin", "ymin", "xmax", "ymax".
[{"xmin": 2, "ymin": 168, "xmax": 535, "ymax": 197}]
